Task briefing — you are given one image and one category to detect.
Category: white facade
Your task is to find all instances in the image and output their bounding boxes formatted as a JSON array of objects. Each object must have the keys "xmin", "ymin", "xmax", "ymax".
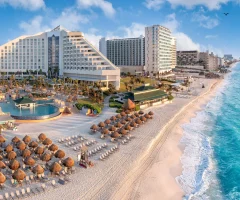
[
  {"xmin": 0, "ymin": 26, "xmax": 120, "ymax": 89},
  {"xmin": 145, "ymin": 25, "xmax": 173, "ymax": 74},
  {"xmin": 99, "ymin": 37, "xmax": 107, "ymax": 57},
  {"xmin": 171, "ymin": 37, "xmax": 176, "ymax": 69}
]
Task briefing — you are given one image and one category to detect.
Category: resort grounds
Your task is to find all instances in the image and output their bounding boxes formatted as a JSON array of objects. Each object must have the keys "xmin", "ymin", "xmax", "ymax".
[{"xmin": 0, "ymin": 77, "xmax": 221, "ymax": 200}]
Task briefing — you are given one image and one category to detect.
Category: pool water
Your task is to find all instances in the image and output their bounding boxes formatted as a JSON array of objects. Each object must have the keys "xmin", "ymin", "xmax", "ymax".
[
  {"xmin": 36, "ymin": 99, "xmax": 54, "ymax": 104},
  {"xmin": 0, "ymin": 100, "xmax": 59, "ymax": 117}
]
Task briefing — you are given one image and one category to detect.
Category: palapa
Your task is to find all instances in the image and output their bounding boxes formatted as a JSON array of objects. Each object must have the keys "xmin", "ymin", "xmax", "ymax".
[
  {"xmin": 115, "ymin": 114, "xmax": 121, "ymax": 119},
  {"xmin": 12, "ymin": 136, "xmax": 20, "ymax": 144},
  {"xmin": 98, "ymin": 122, "xmax": 105, "ymax": 128},
  {"xmin": 7, "ymin": 151, "xmax": 17, "ymax": 160},
  {"xmin": 0, "ymin": 135, "xmax": 6, "ymax": 143},
  {"xmin": 9, "ymin": 159, "xmax": 20, "ymax": 170},
  {"xmin": 0, "ymin": 161, "xmax": 6, "ymax": 169},
  {"xmin": 125, "ymin": 110, "xmax": 131, "ymax": 114},
  {"xmin": 125, "ymin": 125, "xmax": 131, "ymax": 131},
  {"xmin": 140, "ymin": 116, "xmax": 147, "ymax": 122},
  {"xmin": 120, "ymin": 120, "xmax": 127, "ymax": 125},
  {"xmin": 120, "ymin": 129, "xmax": 127, "ymax": 136},
  {"xmin": 0, "ymin": 155, "xmax": 2, "ymax": 160},
  {"xmin": 24, "ymin": 157, "xmax": 36, "ymax": 166},
  {"xmin": 55, "ymin": 150, "xmax": 65, "ymax": 159},
  {"xmin": 126, "ymin": 117, "xmax": 132, "ymax": 122},
  {"xmin": 23, "ymin": 135, "xmax": 31, "ymax": 143},
  {"xmin": 123, "ymin": 99, "xmax": 136, "ymax": 111},
  {"xmin": 115, "ymin": 122, "xmax": 122, "ymax": 128},
  {"xmin": 34, "ymin": 146, "xmax": 44, "ymax": 155},
  {"xmin": 32, "ymin": 165, "xmax": 44, "ymax": 175},
  {"xmin": 22, "ymin": 149, "xmax": 31, "ymax": 158},
  {"xmin": 0, "ymin": 172, "xmax": 6, "ymax": 184},
  {"xmin": 148, "ymin": 111, "xmax": 154, "ymax": 115},
  {"xmin": 48, "ymin": 144, "xmax": 58, "ymax": 152},
  {"xmin": 139, "ymin": 110, "xmax": 144, "ymax": 115},
  {"xmin": 120, "ymin": 111, "xmax": 126, "ymax": 117},
  {"xmin": 41, "ymin": 152, "xmax": 52, "ymax": 162},
  {"xmin": 108, "ymin": 126, "xmax": 116, "ymax": 132},
  {"xmin": 63, "ymin": 157, "xmax": 75, "ymax": 168},
  {"xmin": 5, "ymin": 144, "xmax": 13, "ymax": 153},
  {"xmin": 136, "ymin": 118, "xmax": 142, "ymax": 125},
  {"xmin": 101, "ymin": 128, "xmax": 109, "ymax": 135},
  {"xmin": 50, "ymin": 162, "xmax": 62, "ymax": 173},
  {"xmin": 12, "ymin": 169, "xmax": 26, "ymax": 181},
  {"xmin": 28, "ymin": 141, "xmax": 38, "ymax": 148},
  {"xmin": 42, "ymin": 138, "xmax": 52, "ymax": 146},
  {"xmin": 90, "ymin": 124, "xmax": 98, "ymax": 130},
  {"xmin": 144, "ymin": 114, "xmax": 150, "ymax": 119},
  {"xmin": 17, "ymin": 142, "xmax": 26, "ymax": 150},
  {"xmin": 110, "ymin": 116, "xmax": 117, "ymax": 121},
  {"xmin": 130, "ymin": 122, "xmax": 137, "ymax": 127},
  {"xmin": 38, "ymin": 133, "xmax": 47, "ymax": 142},
  {"xmin": 104, "ymin": 119, "xmax": 111, "ymax": 125},
  {"xmin": 111, "ymin": 131, "xmax": 120, "ymax": 139}
]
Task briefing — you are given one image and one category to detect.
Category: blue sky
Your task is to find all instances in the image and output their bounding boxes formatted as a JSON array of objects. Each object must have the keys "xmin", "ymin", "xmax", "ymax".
[{"xmin": 0, "ymin": 0, "xmax": 239, "ymax": 58}]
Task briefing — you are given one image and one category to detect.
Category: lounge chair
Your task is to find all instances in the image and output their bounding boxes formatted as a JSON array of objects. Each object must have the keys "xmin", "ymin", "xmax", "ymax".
[
  {"xmin": 0, "ymin": 195, "xmax": 3, "ymax": 200},
  {"xmin": 4, "ymin": 193, "xmax": 9, "ymax": 200},
  {"xmin": 25, "ymin": 176, "xmax": 30, "ymax": 184},
  {"xmin": 26, "ymin": 187, "xmax": 32, "ymax": 196},
  {"xmin": 41, "ymin": 184, "xmax": 46, "ymax": 192},
  {"xmin": 51, "ymin": 180, "xmax": 58, "ymax": 188},
  {"xmin": 21, "ymin": 189, "xmax": 27, "ymax": 198},
  {"xmin": 15, "ymin": 190, "xmax": 21, "ymax": 199},
  {"xmin": 10, "ymin": 192, "xmax": 17, "ymax": 200},
  {"xmin": 11, "ymin": 179, "xmax": 17, "ymax": 187},
  {"xmin": 30, "ymin": 175, "xmax": 35, "ymax": 182}
]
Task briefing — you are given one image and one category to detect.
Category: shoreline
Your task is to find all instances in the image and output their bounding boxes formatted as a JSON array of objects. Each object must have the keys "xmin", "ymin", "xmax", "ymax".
[{"xmin": 112, "ymin": 78, "xmax": 223, "ymax": 200}]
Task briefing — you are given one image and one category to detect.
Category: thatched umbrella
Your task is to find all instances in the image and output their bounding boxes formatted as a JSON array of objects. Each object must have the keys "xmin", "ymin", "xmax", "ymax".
[
  {"xmin": 0, "ymin": 172, "xmax": 6, "ymax": 186},
  {"xmin": 9, "ymin": 159, "xmax": 20, "ymax": 170},
  {"xmin": 50, "ymin": 162, "xmax": 62, "ymax": 174},
  {"xmin": 140, "ymin": 116, "xmax": 147, "ymax": 122},
  {"xmin": 115, "ymin": 122, "xmax": 122, "ymax": 128},
  {"xmin": 12, "ymin": 136, "xmax": 20, "ymax": 144},
  {"xmin": 125, "ymin": 125, "xmax": 131, "ymax": 131},
  {"xmin": 48, "ymin": 144, "xmax": 58, "ymax": 152},
  {"xmin": 126, "ymin": 117, "xmax": 132, "ymax": 122},
  {"xmin": 134, "ymin": 113, "xmax": 140, "ymax": 118},
  {"xmin": 41, "ymin": 152, "xmax": 52, "ymax": 163},
  {"xmin": 108, "ymin": 126, "xmax": 116, "ymax": 132},
  {"xmin": 55, "ymin": 150, "xmax": 65, "ymax": 159},
  {"xmin": 111, "ymin": 132, "xmax": 120, "ymax": 139},
  {"xmin": 12, "ymin": 169, "xmax": 26, "ymax": 184},
  {"xmin": 148, "ymin": 111, "xmax": 154, "ymax": 116},
  {"xmin": 32, "ymin": 165, "xmax": 44, "ymax": 175},
  {"xmin": 130, "ymin": 114, "xmax": 136, "ymax": 119},
  {"xmin": 63, "ymin": 157, "xmax": 75, "ymax": 169},
  {"xmin": 101, "ymin": 129, "xmax": 109, "ymax": 135},
  {"xmin": 0, "ymin": 135, "xmax": 6, "ymax": 144},
  {"xmin": 120, "ymin": 129, "xmax": 127, "ymax": 136},
  {"xmin": 144, "ymin": 114, "xmax": 150, "ymax": 119},
  {"xmin": 123, "ymin": 99, "xmax": 136, "ymax": 111},
  {"xmin": 98, "ymin": 122, "xmax": 105, "ymax": 129},
  {"xmin": 125, "ymin": 110, "xmax": 131, "ymax": 115},
  {"xmin": 139, "ymin": 110, "xmax": 144, "ymax": 115},
  {"xmin": 120, "ymin": 111, "xmax": 126, "ymax": 117},
  {"xmin": 22, "ymin": 149, "xmax": 31, "ymax": 158},
  {"xmin": 34, "ymin": 146, "xmax": 44, "ymax": 156},
  {"xmin": 120, "ymin": 120, "xmax": 127, "ymax": 125},
  {"xmin": 104, "ymin": 119, "xmax": 111, "ymax": 126},
  {"xmin": 136, "ymin": 118, "xmax": 142, "ymax": 125},
  {"xmin": 115, "ymin": 114, "xmax": 121, "ymax": 119},
  {"xmin": 90, "ymin": 124, "xmax": 98, "ymax": 131},
  {"xmin": 23, "ymin": 135, "xmax": 31, "ymax": 144},
  {"xmin": 0, "ymin": 161, "xmax": 6, "ymax": 170},
  {"xmin": 38, "ymin": 133, "xmax": 47, "ymax": 142},
  {"xmin": 42, "ymin": 138, "xmax": 52, "ymax": 146},
  {"xmin": 0, "ymin": 155, "xmax": 2, "ymax": 161},
  {"xmin": 24, "ymin": 157, "xmax": 36, "ymax": 167},
  {"xmin": 28, "ymin": 141, "xmax": 38, "ymax": 149},
  {"xmin": 7, "ymin": 151, "xmax": 17, "ymax": 160},
  {"xmin": 130, "ymin": 122, "xmax": 137, "ymax": 128},
  {"xmin": 17, "ymin": 142, "xmax": 26, "ymax": 151},
  {"xmin": 110, "ymin": 116, "xmax": 117, "ymax": 121},
  {"xmin": 5, "ymin": 144, "xmax": 13, "ymax": 153}
]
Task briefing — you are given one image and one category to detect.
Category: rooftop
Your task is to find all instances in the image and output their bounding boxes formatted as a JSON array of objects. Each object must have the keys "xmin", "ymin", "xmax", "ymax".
[{"xmin": 14, "ymin": 97, "xmax": 35, "ymax": 105}]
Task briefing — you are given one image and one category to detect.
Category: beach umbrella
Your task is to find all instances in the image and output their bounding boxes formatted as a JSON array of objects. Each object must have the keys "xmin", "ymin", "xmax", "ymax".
[
  {"xmin": 50, "ymin": 162, "xmax": 62, "ymax": 174},
  {"xmin": 98, "ymin": 122, "xmax": 105, "ymax": 129},
  {"xmin": 136, "ymin": 118, "xmax": 142, "ymax": 125},
  {"xmin": 32, "ymin": 165, "xmax": 44, "ymax": 175},
  {"xmin": 55, "ymin": 150, "xmax": 65, "ymax": 159},
  {"xmin": 38, "ymin": 133, "xmax": 47, "ymax": 142},
  {"xmin": 24, "ymin": 157, "xmax": 36, "ymax": 167},
  {"xmin": 134, "ymin": 113, "xmax": 139, "ymax": 118},
  {"xmin": 7, "ymin": 151, "xmax": 17, "ymax": 160},
  {"xmin": 115, "ymin": 114, "xmax": 121, "ymax": 119},
  {"xmin": 120, "ymin": 129, "xmax": 127, "ymax": 136},
  {"xmin": 17, "ymin": 142, "xmax": 26, "ymax": 151},
  {"xmin": 140, "ymin": 116, "xmax": 147, "ymax": 122},
  {"xmin": 0, "ymin": 155, "xmax": 2, "ymax": 161},
  {"xmin": 48, "ymin": 144, "xmax": 58, "ymax": 152},
  {"xmin": 34, "ymin": 146, "xmax": 44, "ymax": 156},
  {"xmin": 0, "ymin": 172, "xmax": 6, "ymax": 185},
  {"xmin": 126, "ymin": 117, "xmax": 132, "ymax": 122},
  {"xmin": 41, "ymin": 152, "xmax": 52, "ymax": 162},
  {"xmin": 120, "ymin": 120, "xmax": 127, "ymax": 125},
  {"xmin": 111, "ymin": 132, "xmax": 120, "ymax": 139},
  {"xmin": 0, "ymin": 135, "xmax": 6, "ymax": 144},
  {"xmin": 115, "ymin": 122, "xmax": 122, "ymax": 128},
  {"xmin": 125, "ymin": 125, "xmax": 131, "ymax": 131},
  {"xmin": 123, "ymin": 99, "xmax": 136, "ymax": 111},
  {"xmin": 9, "ymin": 159, "xmax": 20, "ymax": 170},
  {"xmin": 104, "ymin": 119, "xmax": 111, "ymax": 126},
  {"xmin": 130, "ymin": 114, "xmax": 136, "ymax": 119},
  {"xmin": 130, "ymin": 122, "xmax": 137, "ymax": 128},
  {"xmin": 139, "ymin": 110, "xmax": 144, "ymax": 115},
  {"xmin": 148, "ymin": 111, "xmax": 154, "ymax": 116},
  {"xmin": 101, "ymin": 128, "xmax": 109, "ymax": 135},
  {"xmin": 110, "ymin": 116, "xmax": 116, "ymax": 121},
  {"xmin": 0, "ymin": 161, "xmax": 6, "ymax": 170},
  {"xmin": 120, "ymin": 111, "xmax": 126, "ymax": 117},
  {"xmin": 5, "ymin": 144, "xmax": 13, "ymax": 153},
  {"xmin": 125, "ymin": 110, "xmax": 131, "ymax": 115},
  {"xmin": 22, "ymin": 149, "xmax": 31, "ymax": 158},
  {"xmin": 12, "ymin": 169, "xmax": 26, "ymax": 183},
  {"xmin": 144, "ymin": 114, "xmax": 150, "ymax": 119},
  {"xmin": 12, "ymin": 136, "xmax": 20, "ymax": 144},
  {"xmin": 41, "ymin": 152, "xmax": 52, "ymax": 163},
  {"xmin": 90, "ymin": 124, "xmax": 98, "ymax": 131},
  {"xmin": 42, "ymin": 138, "xmax": 52, "ymax": 146},
  {"xmin": 108, "ymin": 126, "xmax": 116, "ymax": 132},
  {"xmin": 28, "ymin": 141, "xmax": 38, "ymax": 148},
  {"xmin": 63, "ymin": 157, "xmax": 75, "ymax": 168},
  {"xmin": 22, "ymin": 135, "xmax": 31, "ymax": 144}
]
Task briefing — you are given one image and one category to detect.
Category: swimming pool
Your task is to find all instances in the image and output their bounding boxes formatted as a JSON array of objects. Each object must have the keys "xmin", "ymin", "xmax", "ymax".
[{"xmin": 0, "ymin": 100, "xmax": 60, "ymax": 120}]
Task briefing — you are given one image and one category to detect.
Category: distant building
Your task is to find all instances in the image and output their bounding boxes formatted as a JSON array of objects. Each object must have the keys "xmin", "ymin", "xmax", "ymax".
[
  {"xmin": 171, "ymin": 37, "xmax": 177, "ymax": 69},
  {"xmin": 145, "ymin": 25, "xmax": 174, "ymax": 74},
  {"xmin": 224, "ymin": 54, "xmax": 233, "ymax": 61},
  {"xmin": 177, "ymin": 51, "xmax": 200, "ymax": 65},
  {"xmin": 99, "ymin": 37, "xmax": 107, "ymax": 57}
]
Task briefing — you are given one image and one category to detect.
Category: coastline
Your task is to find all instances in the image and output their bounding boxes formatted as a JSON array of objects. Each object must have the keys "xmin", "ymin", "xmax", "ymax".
[{"xmin": 112, "ymin": 78, "xmax": 224, "ymax": 200}]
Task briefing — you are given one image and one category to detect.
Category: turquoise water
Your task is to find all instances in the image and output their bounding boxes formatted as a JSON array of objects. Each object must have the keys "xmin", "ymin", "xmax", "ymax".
[
  {"xmin": 36, "ymin": 99, "xmax": 54, "ymax": 104},
  {"xmin": 0, "ymin": 100, "xmax": 59, "ymax": 117},
  {"xmin": 177, "ymin": 63, "xmax": 240, "ymax": 199}
]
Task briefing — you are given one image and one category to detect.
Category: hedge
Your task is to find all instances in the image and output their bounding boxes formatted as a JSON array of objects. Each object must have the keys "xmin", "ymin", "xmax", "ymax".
[
  {"xmin": 135, "ymin": 104, "xmax": 140, "ymax": 111},
  {"xmin": 168, "ymin": 95, "xmax": 174, "ymax": 101},
  {"xmin": 109, "ymin": 102, "xmax": 122, "ymax": 109},
  {"xmin": 75, "ymin": 103, "xmax": 101, "ymax": 113}
]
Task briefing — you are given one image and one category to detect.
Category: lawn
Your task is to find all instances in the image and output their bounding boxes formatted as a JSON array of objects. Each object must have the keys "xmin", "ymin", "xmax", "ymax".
[
  {"xmin": 119, "ymin": 77, "xmax": 157, "ymax": 92},
  {"xmin": 77, "ymin": 98, "xmax": 103, "ymax": 108}
]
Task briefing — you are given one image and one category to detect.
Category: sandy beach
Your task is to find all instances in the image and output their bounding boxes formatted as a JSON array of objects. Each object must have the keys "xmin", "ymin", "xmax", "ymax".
[{"xmin": 0, "ymin": 78, "xmax": 222, "ymax": 200}]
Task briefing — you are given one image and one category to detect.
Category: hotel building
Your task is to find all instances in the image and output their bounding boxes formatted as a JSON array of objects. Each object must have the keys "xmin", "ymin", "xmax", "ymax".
[
  {"xmin": 145, "ymin": 25, "xmax": 174, "ymax": 75},
  {"xmin": 177, "ymin": 51, "xmax": 200, "ymax": 65},
  {"xmin": 0, "ymin": 26, "xmax": 120, "ymax": 89},
  {"xmin": 171, "ymin": 37, "xmax": 177, "ymax": 69}
]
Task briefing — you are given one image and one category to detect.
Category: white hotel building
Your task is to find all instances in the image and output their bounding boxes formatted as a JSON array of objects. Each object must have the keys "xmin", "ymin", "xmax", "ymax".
[
  {"xmin": 0, "ymin": 26, "xmax": 120, "ymax": 89},
  {"xmin": 145, "ymin": 25, "xmax": 175, "ymax": 74}
]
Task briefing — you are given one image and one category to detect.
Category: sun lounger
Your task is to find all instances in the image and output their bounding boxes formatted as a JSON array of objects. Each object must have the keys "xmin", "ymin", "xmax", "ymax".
[
  {"xmin": 15, "ymin": 190, "xmax": 21, "ymax": 199},
  {"xmin": 11, "ymin": 179, "xmax": 17, "ymax": 187},
  {"xmin": 51, "ymin": 180, "xmax": 58, "ymax": 188},
  {"xmin": 26, "ymin": 187, "xmax": 33, "ymax": 196},
  {"xmin": 4, "ymin": 193, "xmax": 9, "ymax": 200},
  {"xmin": 71, "ymin": 167, "xmax": 76, "ymax": 174},
  {"xmin": 10, "ymin": 192, "xmax": 17, "ymax": 200},
  {"xmin": 0, "ymin": 195, "xmax": 3, "ymax": 200},
  {"xmin": 21, "ymin": 189, "xmax": 27, "ymax": 198},
  {"xmin": 30, "ymin": 175, "xmax": 35, "ymax": 182}
]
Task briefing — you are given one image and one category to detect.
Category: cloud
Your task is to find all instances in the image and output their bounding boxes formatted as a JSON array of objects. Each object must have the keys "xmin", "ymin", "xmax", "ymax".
[
  {"xmin": 51, "ymin": 8, "xmax": 89, "ymax": 31},
  {"xmin": 205, "ymin": 35, "xmax": 218, "ymax": 39},
  {"xmin": 0, "ymin": 0, "xmax": 45, "ymax": 11},
  {"xmin": 77, "ymin": 0, "xmax": 115, "ymax": 18},
  {"xmin": 201, "ymin": 44, "xmax": 223, "ymax": 56},
  {"xmin": 192, "ymin": 8, "xmax": 219, "ymax": 29},
  {"xmin": 121, "ymin": 23, "xmax": 146, "ymax": 38},
  {"xmin": 144, "ymin": 0, "xmax": 229, "ymax": 10},
  {"xmin": 174, "ymin": 32, "xmax": 201, "ymax": 51},
  {"xmin": 162, "ymin": 13, "xmax": 180, "ymax": 32},
  {"xmin": 19, "ymin": 16, "xmax": 50, "ymax": 35}
]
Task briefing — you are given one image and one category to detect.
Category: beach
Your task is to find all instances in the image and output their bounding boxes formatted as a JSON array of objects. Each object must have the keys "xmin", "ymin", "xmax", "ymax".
[{"xmin": 1, "ymin": 78, "xmax": 221, "ymax": 200}]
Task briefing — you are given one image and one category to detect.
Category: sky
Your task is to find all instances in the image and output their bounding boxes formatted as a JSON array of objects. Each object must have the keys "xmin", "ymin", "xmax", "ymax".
[{"xmin": 0, "ymin": 0, "xmax": 239, "ymax": 58}]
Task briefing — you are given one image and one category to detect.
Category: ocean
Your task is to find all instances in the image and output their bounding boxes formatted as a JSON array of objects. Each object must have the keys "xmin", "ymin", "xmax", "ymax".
[{"xmin": 176, "ymin": 63, "xmax": 240, "ymax": 200}]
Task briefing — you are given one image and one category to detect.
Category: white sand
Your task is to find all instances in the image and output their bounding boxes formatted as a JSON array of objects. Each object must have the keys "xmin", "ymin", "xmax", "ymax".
[{"xmin": 0, "ymin": 78, "xmax": 221, "ymax": 200}]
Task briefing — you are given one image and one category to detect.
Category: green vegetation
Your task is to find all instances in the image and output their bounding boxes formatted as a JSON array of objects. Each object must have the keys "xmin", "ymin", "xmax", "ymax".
[
  {"xmin": 168, "ymin": 94, "xmax": 174, "ymax": 101},
  {"xmin": 76, "ymin": 98, "xmax": 103, "ymax": 113},
  {"xmin": 109, "ymin": 101, "xmax": 123, "ymax": 109},
  {"xmin": 135, "ymin": 104, "xmax": 140, "ymax": 111}
]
